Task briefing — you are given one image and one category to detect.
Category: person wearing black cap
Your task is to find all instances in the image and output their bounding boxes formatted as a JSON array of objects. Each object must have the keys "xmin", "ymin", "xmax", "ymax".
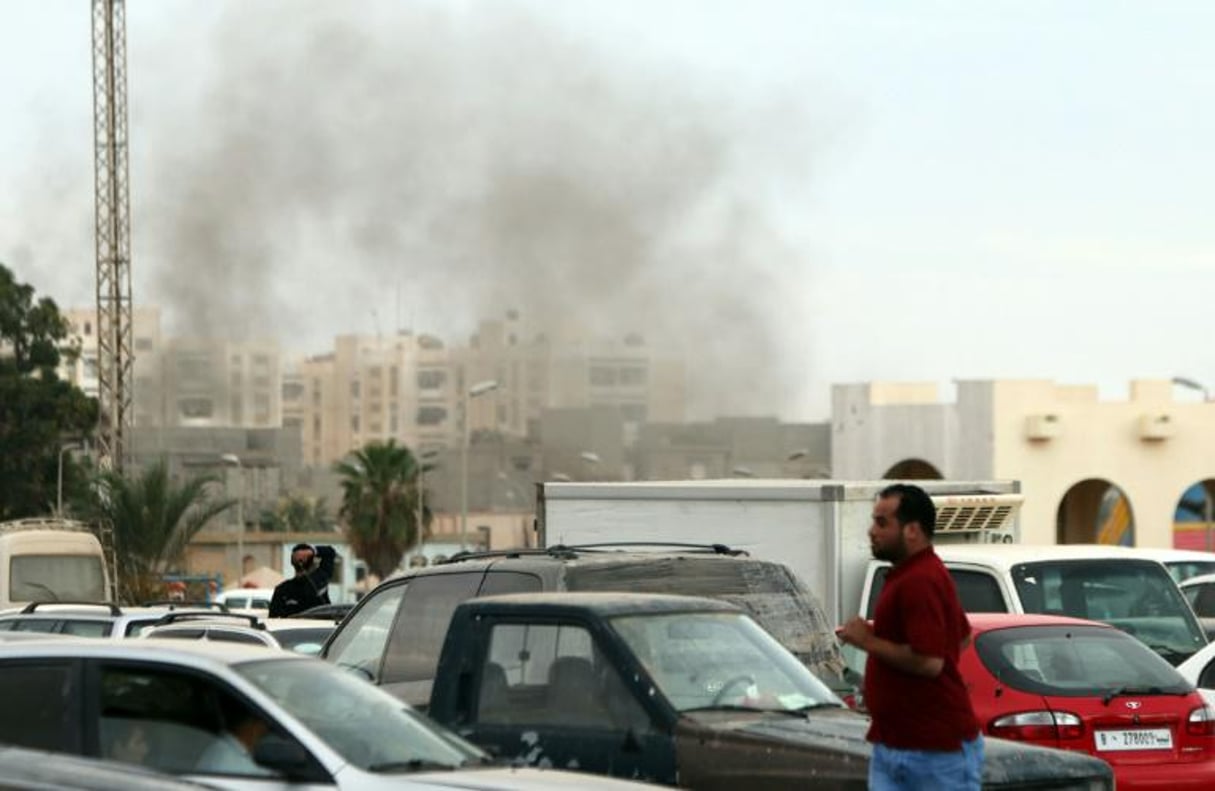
[{"xmin": 269, "ymin": 543, "xmax": 336, "ymax": 617}]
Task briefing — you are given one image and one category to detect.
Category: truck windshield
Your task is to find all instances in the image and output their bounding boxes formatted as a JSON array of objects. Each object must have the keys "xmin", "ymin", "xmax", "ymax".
[
  {"xmin": 611, "ymin": 611, "xmax": 842, "ymax": 714},
  {"xmin": 1011, "ymin": 559, "xmax": 1208, "ymax": 665},
  {"xmin": 10, "ymin": 555, "xmax": 106, "ymax": 602}
]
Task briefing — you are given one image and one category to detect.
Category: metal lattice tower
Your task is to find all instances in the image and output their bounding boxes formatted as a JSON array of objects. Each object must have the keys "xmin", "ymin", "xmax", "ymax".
[{"xmin": 91, "ymin": 0, "xmax": 133, "ymax": 599}]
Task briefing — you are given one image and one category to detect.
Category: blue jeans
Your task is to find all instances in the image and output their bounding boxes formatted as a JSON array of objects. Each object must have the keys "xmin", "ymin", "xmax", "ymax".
[{"xmin": 869, "ymin": 735, "xmax": 983, "ymax": 790}]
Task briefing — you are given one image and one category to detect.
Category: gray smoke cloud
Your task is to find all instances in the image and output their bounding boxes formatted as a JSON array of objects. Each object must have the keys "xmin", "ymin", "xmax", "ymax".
[{"xmin": 135, "ymin": 1, "xmax": 818, "ymax": 418}]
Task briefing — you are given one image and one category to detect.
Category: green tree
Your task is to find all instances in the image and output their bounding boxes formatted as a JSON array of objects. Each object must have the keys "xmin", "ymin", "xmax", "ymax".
[
  {"xmin": 73, "ymin": 459, "xmax": 235, "ymax": 603},
  {"xmin": 0, "ymin": 263, "xmax": 98, "ymax": 519},
  {"xmin": 259, "ymin": 494, "xmax": 335, "ymax": 533},
  {"xmin": 335, "ymin": 439, "xmax": 430, "ymax": 580}
]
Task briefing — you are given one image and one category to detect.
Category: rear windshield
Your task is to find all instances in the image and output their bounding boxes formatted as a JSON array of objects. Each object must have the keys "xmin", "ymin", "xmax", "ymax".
[
  {"xmin": 974, "ymin": 624, "xmax": 1190, "ymax": 697},
  {"xmin": 10, "ymin": 555, "xmax": 106, "ymax": 602},
  {"xmin": 1011, "ymin": 559, "xmax": 1207, "ymax": 665},
  {"xmin": 565, "ymin": 557, "xmax": 842, "ymax": 676}
]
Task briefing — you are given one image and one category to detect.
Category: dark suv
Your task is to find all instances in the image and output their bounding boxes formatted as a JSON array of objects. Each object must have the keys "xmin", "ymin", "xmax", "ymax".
[{"xmin": 321, "ymin": 543, "xmax": 849, "ymax": 707}]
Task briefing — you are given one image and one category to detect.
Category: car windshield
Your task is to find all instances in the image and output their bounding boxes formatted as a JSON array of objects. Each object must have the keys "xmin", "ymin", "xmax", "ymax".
[
  {"xmin": 1011, "ymin": 559, "xmax": 1208, "ymax": 664},
  {"xmin": 10, "ymin": 555, "xmax": 106, "ymax": 602},
  {"xmin": 611, "ymin": 611, "xmax": 842, "ymax": 713},
  {"xmin": 975, "ymin": 624, "xmax": 1192, "ymax": 697},
  {"xmin": 235, "ymin": 658, "xmax": 486, "ymax": 772}
]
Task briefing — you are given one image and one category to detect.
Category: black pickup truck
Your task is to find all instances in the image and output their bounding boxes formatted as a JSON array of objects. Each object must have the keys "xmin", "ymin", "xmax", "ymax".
[{"xmin": 425, "ymin": 592, "xmax": 1114, "ymax": 790}]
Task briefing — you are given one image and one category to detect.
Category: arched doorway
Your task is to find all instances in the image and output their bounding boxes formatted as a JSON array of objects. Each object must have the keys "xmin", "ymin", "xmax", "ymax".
[
  {"xmin": 1173, "ymin": 479, "xmax": 1215, "ymax": 551},
  {"xmin": 882, "ymin": 459, "xmax": 943, "ymax": 480},
  {"xmin": 1056, "ymin": 478, "xmax": 1135, "ymax": 545}
]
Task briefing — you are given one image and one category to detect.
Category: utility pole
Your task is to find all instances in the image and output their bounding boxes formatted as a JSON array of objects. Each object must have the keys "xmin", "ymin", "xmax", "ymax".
[{"xmin": 92, "ymin": 0, "xmax": 134, "ymax": 600}]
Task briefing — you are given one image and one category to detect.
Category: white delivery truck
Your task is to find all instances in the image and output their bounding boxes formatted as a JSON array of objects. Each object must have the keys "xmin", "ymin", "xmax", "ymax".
[
  {"xmin": 536, "ymin": 479, "xmax": 1021, "ymax": 629},
  {"xmin": 0, "ymin": 518, "xmax": 111, "ymax": 609}
]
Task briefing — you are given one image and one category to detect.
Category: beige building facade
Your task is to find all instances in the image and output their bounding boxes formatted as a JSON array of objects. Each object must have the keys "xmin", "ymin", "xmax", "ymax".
[{"xmin": 832, "ymin": 379, "xmax": 1215, "ymax": 548}]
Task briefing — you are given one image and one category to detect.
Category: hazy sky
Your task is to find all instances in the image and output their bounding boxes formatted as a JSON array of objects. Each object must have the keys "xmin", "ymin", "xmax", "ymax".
[{"xmin": 1, "ymin": 1, "xmax": 1212, "ymax": 420}]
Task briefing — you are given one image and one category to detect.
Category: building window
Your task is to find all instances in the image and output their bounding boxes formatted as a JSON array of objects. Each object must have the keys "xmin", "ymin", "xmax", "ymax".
[
  {"xmin": 389, "ymin": 367, "xmax": 399, "ymax": 396},
  {"xmin": 417, "ymin": 370, "xmax": 446, "ymax": 390},
  {"xmin": 282, "ymin": 382, "xmax": 304, "ymax": 400},
  {"xmin": 351, "ymin": 415, "xmax": 360, "ymax": 432},
  {"xmin": 416, "ymin": 406, "xmax": 447, "ymax": 425},
  {"xmin": 619, "ymin": 367, "xmax": 647, "ymax": 386},
  {"xmin": 589, "ymin": 366, "xmax": 617, "ymax": 386},
  {"xmin": 351, "ymin": 380, "xmax": 360, "ymax": 398},
  {"xmin": 620, "ymin": 403, "xmax": 648, "ymax": 422},
  {"xmin": 134, "ymin": 337, "xmax": 153, "ymax": 351},
  {"xmin": 178, "ymin": 398, "xmax": 214, "ymax": 418}
]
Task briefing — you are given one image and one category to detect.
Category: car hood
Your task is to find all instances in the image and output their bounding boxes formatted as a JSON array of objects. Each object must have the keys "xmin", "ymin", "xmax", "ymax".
[
  {"xmin": 407, "ymin": 766, "xmax": 651, "ymax": 790},
  {"xmin": 688, "ymin": 709, "xmax": 1113, "ymax": 787}
]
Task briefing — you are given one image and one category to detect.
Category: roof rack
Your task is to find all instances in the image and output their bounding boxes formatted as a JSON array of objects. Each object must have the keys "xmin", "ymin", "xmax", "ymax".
[
  {"xmin": 140, "ymin": 600, "xmax": 230, "ymax": 612},
  {"xmin": 20, "ymin": 601, "xmax": 122, "ymax": 616},
  {"xmin": 554, "ymin": 542, "xmax": 749, "ymax": 557},
  {"xmin": 438, "ymin": 542, "xmax": 748, "ymax": 566},
  {"xmin": 148, "ymin": 611, "xmax": 264, "ymax": 630}
]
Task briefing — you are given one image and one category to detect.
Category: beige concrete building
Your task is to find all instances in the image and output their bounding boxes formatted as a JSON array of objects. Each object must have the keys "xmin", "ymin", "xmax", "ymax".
[{"xmin": 832, "ymin": 379, "xmax": 1215, "ymax": 549}]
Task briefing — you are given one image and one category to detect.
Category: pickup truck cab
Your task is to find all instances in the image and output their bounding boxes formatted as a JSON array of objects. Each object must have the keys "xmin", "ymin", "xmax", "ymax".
[
  {"xmin": 426, "ymin": 592, "xmax": 1115, "ymax": 790},
  {"xmin": 860, "ymin": 544, "xmax": 1208, "ymax": 666}
]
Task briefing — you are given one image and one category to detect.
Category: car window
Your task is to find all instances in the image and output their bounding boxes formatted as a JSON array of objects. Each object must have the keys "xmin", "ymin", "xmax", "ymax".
[
  {"xmin": 95, "ymin": 662, "xmax": 312, "ymax": 780},
  {"xmin": 151, "ymin": 628, "xmax": 206, "ymax": 640},
  {"xmin": 325, "ymin": 583, "xmax": 407, "ymax": 681},
  {"xmin": 973, "ymin": 624, "xmax": 1190, "ymax": 697},
  {"xmin": 123, "ymin": 618, "xmax": 165, "ymax": 637},
  {"xmin": 10, "ymin": 555, "xmax": 106, "ymax": 602},
  {"xmin": 0, "ymin": 661, "xmax": 80, "ymax": 752},
  {"xmin": 12, "ymin": 618, "xmax": 62, "ymax": 633},
  {"xmin": 60, "ymin": 620, "xmax": 112, "ymax": 638},
  {"xmin": 380, "ymin": 573, "xmax": 484, "ymax": 685},
  {"xmin": 952, "ymin": 571, "xmax": 1007, "ymax": 613},
  {"xmin": 478, "ymin": 622, "xmax": 650, "ymax": 731},
  {"xmin": 865, "ymin": 567, "xmax": 888, "ymax": 619},
  {"xmin": 1200, "ymin": 657, "xmax": 1215, "ymax": 690},
  {"xmin": 1012, "ymin": 559, "xmax": 1207, "ymax": 665},
  {"xmin": 1187, "ymin": 583, "xmax": 1215, "ymax": 618},
  {"xmin": 205, "ymin": 629, "xmax": 272, "ymax": 646},
  {"xmin": 478, "ymin": 571, "xmax": 543, "ymax": 596}
]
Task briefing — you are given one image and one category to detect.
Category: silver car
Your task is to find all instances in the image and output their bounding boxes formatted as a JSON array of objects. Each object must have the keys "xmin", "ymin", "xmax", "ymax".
[{"xmin": 0, "ymin": 638, "xmax": 650, "ymax": 790}]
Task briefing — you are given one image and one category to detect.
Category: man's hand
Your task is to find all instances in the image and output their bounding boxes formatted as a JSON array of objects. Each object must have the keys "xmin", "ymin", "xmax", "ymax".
[{"xmin": 837, "ymin": 616, "xmax": 874, "ymax": 650}]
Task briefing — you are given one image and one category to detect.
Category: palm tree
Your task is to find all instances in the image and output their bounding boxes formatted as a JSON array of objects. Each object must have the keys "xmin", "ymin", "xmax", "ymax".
[
  {"xmin": 73, "ymin": 459, "xmax": 235, "ymax": 603},
  {"xmin": 259, "ymin": 494, "xmax": 335, "ymax": 533},
  {"xmin": 335, "ymin": 440, "xmax": 429, "ymax": 580}
]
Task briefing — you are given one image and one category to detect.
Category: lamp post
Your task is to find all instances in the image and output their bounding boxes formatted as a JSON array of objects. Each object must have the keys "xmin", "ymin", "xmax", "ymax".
[
  {"xmin": 460, "ymin": 380, "xmax": 499, "ymax": 551},
  {"xmin": 415, "ymin": 449, "xmax": 439, "ymax": 564},
  {"xmin": 57, "ymin": 442, "xmax": 83, "ymax": 516},
  {"xmin": 219, "ymin": 453, "xmax": 245, "ymax": 581},
  {"xmin": 1172, "ymin": 376, "xmax": 1211, "ymax": 402}
]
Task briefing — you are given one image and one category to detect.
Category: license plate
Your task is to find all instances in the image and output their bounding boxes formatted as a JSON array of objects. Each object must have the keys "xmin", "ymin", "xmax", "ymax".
[{"xmin": 1095, "ymin": 728, "xmax": 1173, "ymax": 751}]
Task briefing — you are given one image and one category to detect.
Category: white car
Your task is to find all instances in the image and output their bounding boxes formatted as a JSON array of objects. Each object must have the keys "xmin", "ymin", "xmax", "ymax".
[
  {"xmin": 142, "ymin": 614, "xmax": 335, "ymax": 655},
  {"xmin": 215, "ymin": 588, "xmax": 276, "ymax": 612},
  {"xmin": 0, "ymin": 638, "xmax": 653, "ymax": 790},
  {"xmin": 0, "ymin": 601, "xmax": 227, "ymax": 639}
]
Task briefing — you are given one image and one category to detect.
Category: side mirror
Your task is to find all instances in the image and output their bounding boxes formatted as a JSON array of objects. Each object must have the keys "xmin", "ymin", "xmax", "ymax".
[{"xmin": 253, "ymin": 735, "xmax": 312, "ymax": 777}]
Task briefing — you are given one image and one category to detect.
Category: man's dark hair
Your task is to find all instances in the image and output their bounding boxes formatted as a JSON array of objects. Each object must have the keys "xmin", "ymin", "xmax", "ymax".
[
  {"xmin": 879, "ymin": 483, "xmax": 937, "ymax": 538},
  {"xmin": 290, "ymin": 543, "xmax": 314, "ymax": 555}
]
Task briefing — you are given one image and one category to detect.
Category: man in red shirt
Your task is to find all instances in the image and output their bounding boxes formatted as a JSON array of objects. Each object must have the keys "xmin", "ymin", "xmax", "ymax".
[{"xmin": 838, "ymin": 484, "xmax": 982, "ymax": 790}]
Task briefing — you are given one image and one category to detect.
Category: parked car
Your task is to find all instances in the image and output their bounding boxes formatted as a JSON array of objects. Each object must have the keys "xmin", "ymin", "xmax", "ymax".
[
  {"xmin": 0, "ymin": 601, "xmax": 226, "ymax": 639},
  {"xmin": 214, "ymin": 587, "xmax": 275, "ymax": 612},
  {"xmin": 1124, "ymin": 548, "xmax": 1215, "ymax": 584},
  {"xmin": 322, "ymin": 544, "xmax": 850, "ymax": 707},
  {"xmin": 1178, "ymin": 633, "xmax": 1215, "ymax": 691},
  {"xmin": 845, "ymin": 612, "xmax": 1215, "ymax": 790},
  {"xmin": 140, "ymin": 612, "xmax": 336, "ymax": 655},
  {"xmin": 294, "ymin": 602, "xmax": 355, "ymax": 622},
  {"xmin": 0, "ymin": 637, "xmax": 656, "ymax": 790},
  {"xmin": 863, "ymin": 544, "xmax": 1210, "ymax": 666},
  {"xmin": 1180, "ymin": 572, "xmax": 1215, "ymax": 640},
  {"xmin": 424, "ymin": 592, "xmax": 1115, "ymax": 790}
]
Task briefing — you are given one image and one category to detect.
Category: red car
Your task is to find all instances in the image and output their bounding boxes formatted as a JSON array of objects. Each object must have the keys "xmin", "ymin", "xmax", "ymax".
[{"xmin": 962, "ymin": 613, "xmax": 1215, "ymax": 789}]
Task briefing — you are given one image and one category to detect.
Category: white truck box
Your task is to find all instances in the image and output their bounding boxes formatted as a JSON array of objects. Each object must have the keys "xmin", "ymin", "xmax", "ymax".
[{"xmin": 536, "ymin": 479, "xmax": 1021, "ymax": 628}]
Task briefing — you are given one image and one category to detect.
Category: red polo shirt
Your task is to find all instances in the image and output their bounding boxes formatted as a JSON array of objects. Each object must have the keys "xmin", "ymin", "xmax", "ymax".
[{"xmin": 863, "ymin": 546, "xmax": 979, "ymax": 751}]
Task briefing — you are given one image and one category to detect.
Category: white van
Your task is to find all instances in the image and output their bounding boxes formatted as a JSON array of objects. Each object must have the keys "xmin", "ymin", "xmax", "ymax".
[
  {"xmin": 860, "ymin": 543, "xmax": 1209, "ymax": 666},
  {"xmin": 0, "ymin": 518, "xmax": 110, "ymax": 609}
]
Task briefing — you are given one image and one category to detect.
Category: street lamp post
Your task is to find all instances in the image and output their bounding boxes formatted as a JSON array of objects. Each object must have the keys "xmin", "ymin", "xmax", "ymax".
[
  {"xmin": 460, "ymin": 380, "xmax": 499, "ymax": 552},
  {"xmin": 219, "ymin": 454, "xmax": 245, "ymax": 582},
  {"xmin": 415, "ymin": 449, "xmax": 439, "ymax": 564},
  {"xmin": 57, "ymin": 442, "xmax": 83, "ymax": 516}
]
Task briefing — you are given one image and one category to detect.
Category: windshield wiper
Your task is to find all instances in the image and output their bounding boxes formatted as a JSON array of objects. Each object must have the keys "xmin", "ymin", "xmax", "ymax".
[
  {"xmin": 681, "ymin": 703, "xmax": 828, "ymax": 716},
  {"xmin": 791, "ymin": 702, "xmax": 845, "ymax": 713},
  {"xmin": 1102, "ymin": 685, "xmax": 1168, "ymax": 706},
  {"xmin": 367, "ymin": 759, "xmax": 462, "ymax": 774}
]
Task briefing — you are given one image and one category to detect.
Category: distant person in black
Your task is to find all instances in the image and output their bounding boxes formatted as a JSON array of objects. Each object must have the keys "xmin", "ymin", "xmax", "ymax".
[{"xmin": 269, "ymin": 544, "xmax": 336, "ymax": 617}]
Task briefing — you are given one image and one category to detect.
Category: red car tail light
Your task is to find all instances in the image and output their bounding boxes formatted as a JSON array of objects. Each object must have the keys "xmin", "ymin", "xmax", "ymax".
[
  {"xmin": 990, "ymin": 711, "xmax": 1084, "ymax": 741},
  {"xmin": 1187, "ymin": 705, "xmax": 1215, "ymax": 737}
]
